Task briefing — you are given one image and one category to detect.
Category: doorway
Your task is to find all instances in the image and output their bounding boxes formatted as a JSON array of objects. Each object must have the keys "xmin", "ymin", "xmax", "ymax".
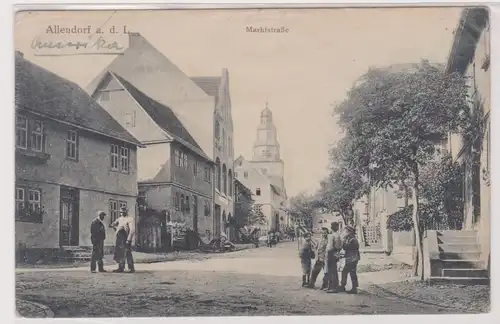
[{"xmin": 59, "ymin": 187, "xmax": 80, "ymax": 246}]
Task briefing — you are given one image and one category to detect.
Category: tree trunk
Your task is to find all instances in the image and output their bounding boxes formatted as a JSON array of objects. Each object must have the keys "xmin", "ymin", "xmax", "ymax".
[{"xmin": 412, "ymin": 165, "xmax": 424, "ymax": 280}]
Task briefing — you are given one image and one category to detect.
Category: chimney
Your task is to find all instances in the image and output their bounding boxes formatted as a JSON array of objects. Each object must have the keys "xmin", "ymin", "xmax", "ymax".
[{"xmin": 128, "ymin": 32, "xmax": 142, "ymax": 48}]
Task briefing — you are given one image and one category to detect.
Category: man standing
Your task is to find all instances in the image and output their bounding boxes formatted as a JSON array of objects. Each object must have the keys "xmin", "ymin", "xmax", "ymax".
[
  {"xmin": 90, "ymin": 211, "xmax": 107, "ymax": 273},
  {"xmin": 308, "ymin": 227, "xmax": 329, "ymax": 289},
  {"xmin": 325, "ymin": 222, "xmax": 342, "ymax": 293},
  {"xmin": 339, "ymin": 225, "xmax": 361, "ymax": 294},
  {"xmin": 111, "ymin": 207, "xmax": 136, "ymax": 273}
]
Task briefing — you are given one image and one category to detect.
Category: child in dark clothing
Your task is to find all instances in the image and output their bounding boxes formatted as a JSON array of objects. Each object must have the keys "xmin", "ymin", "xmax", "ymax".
[{"xmin": 299, "ymin": 234, "xmax": 315, "ymax": 287}]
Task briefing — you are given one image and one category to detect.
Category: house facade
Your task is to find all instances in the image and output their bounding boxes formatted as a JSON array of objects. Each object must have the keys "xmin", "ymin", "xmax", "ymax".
[
  {"xmin": 86, "ymin": 32, "xmax": 235, "ymax": 239},
  {"xmin": 445, "ymin": 7, "xmax": 490, "ymax": 265},
  {"xmin": 15, "ymin": 52, "xmax": 141, "ymax": 256},
  {"xmin": 234, "ymin": 105, "xmax": 288, "ymax": 231},
  {"xmin": 89, "ymin": 71, "xmax": 215, "ymax": 243}
]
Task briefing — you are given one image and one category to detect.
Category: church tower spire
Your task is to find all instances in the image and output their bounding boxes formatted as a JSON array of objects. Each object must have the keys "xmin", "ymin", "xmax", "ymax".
[{"xmin": 252, "ymin": 103, "xmax": 280, "ymax": 161}]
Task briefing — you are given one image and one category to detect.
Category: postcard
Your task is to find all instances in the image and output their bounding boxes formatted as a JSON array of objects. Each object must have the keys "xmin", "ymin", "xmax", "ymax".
[{"xmin": 14, "ymin": 7, "xmax": 490, "ymax": 317}]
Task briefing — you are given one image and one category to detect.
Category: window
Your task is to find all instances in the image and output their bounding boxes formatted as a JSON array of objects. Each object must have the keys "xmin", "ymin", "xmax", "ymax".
[
  {"xmin": 174, "ymin": 149, "xmax": 188, "ymax": 169},
  {"xmin": 31, "ymin": 120, "xmax": 43, "ymax": 152},
  {"xmin": 109, "ymin": 199, "xmax": 119, "ymax": 223},
  {"xmin": 185, "ymin": 195, "xmax": 190, "ymax": 213},
  {"xmin": 174, "ymin": 192, "xmax": 180, "ymax": 211},
  {"xmin": 111, "ymin": 144, "xmax": 119, "ymax": 170},
  {"xmin": 183, "ymin": 153, "xmax": 188, "ymax": 170},
  {"xmin": 66, "ymin": 130, "xmax": 78, "ymax": 160},
  {"xmin": 109, "ymin": 200, "xmax": 127, "ymax": 223},
  {"xmin": 204, "ymin": 166, "xmax": 211, "ymax": 183},
  {"xmin": 235, "ymin": 171, "xmax": 238, "ymax": 178},
  {"xmin": 256, "ymin": 188, "xmax": 261, "ymax": 196},
  {"xmin": 120, "ymin": 147, "xmax": 129, "ymax": 173},
  {"xmin": 222, "ymin": 164, "xmax": 227, "ymax": 194},
  {"xmin": 193, "ymin": 160, "xmax": 198, "ymax": 176},
  {"xmin": 15, "ymin": 188, "xmax": 25, "ymax": 215},
  {"xmin": 100, "ymin": 91, "xmax": 110, "ymax": 101},
  {"xmin": 228, "ymin": 137, "xmax": 232, "ymax": 154},
  {"xmin": 215, "ymin": 158, "xmax": 221, "ymax": 191},
  {"xmin": 222, "ymin": 129, "xmax": 226, "ymax": 152},
  {"xmin": 175, "ymin": 149, "xmax": 181, "ymax": 167},
  {"xmin": 204, "ymin": 200, "xmax": 211, "ymax": 216},
  {"xmin": 180, "ymin": 194, "xmax": 185, "ymax": 212},
  {"xmin": 28, "ymin": 189, "xmax": 41, "ymax": 212},
  {"xmin": 228, "ymin": 170, "xmax": 233, "ymax": 196},
  {"xmin": 15, "ymin": 186, "xmax": 43, "ymax": 223},
  {"xmin": 262, "ymin": 148, "xmax": 271, "ymax": 158},
  {"xmin": 125, "ymin": 112, "xmax": 136, "ymax": 127},
  {"xmin": 16, "ymin": 115, "xmax": 28, "ymax": 149},
  {"xmin": 244, "ymin": 171, "xmax": 248, "ymax": 179}
]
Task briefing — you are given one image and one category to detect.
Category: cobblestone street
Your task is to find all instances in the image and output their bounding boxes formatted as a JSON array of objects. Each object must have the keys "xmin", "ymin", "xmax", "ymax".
[{"xmin": 16, "ymin": 242, "xmax": 489, "ymax": 317}]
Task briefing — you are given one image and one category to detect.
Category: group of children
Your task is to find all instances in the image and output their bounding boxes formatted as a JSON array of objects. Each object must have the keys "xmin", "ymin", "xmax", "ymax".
[{"xmin": 299, "ymin": 222, "xmax": 360, "ymax": 294}]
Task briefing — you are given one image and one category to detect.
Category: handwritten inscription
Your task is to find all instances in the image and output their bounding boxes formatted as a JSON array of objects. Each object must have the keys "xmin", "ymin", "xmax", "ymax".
[
  {"xmin": 31, "ymin": 36, "xmax": 125, "ymax": 51},
  {"xmin": 29, "ymin": 24, "xmax": 130, "ymax": 55}
]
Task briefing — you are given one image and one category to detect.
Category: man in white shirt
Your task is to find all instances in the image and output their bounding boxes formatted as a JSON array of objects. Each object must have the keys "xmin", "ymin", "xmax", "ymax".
[
  {"xmin": 111, "ymin": 207, "xmax": 136, "ymax": 273},
  {"xmin": 324, "ymin": 222, "xmax": 342, "ymax": 293}
]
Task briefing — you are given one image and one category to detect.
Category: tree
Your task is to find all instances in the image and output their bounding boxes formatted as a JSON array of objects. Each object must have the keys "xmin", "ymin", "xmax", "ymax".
[
  {"xmin": 335, "ymin": 61, "xmax": 470, "ymax": 279},
  {"xmin": 317, "ymin": 134, "xmax": 369, "ymax": 226},
  {"xmin": 234, "ymin": 190, "xmax": 266, "ymax": 227},
  {"xmin": 284, "ymin": 192, "xmax": 318, "ymax": 229}
]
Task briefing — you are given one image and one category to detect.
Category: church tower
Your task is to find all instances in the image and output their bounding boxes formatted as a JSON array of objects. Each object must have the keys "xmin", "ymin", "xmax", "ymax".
[
  {"xmin": 252, "ymin": 103, "xmax": 281, "ymax": 161},
  {"xmin": 250, "ymin": 103, "xmax": 285, "ymax": 189}
]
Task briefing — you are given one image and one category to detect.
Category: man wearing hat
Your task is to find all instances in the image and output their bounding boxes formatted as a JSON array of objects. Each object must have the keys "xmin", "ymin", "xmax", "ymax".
[
  {"xmin": 110, "ymin": 206, "xmax": 136, "ymax": 273},
  {"xmin": 339, "ymin": 225, "xmax": 361, "ymax": 294},
  {"xmin": 90, "ymin": 211, "xmax": 107, "ymax": 273}
]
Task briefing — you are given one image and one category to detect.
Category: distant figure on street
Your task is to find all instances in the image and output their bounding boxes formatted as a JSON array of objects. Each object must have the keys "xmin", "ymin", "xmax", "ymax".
[
  {"xmin": 299, "ymin": 233, "xmax": 315, "ymax": 287},
  {"xmin": 339, "ymin": 225, "xmax": 360, "ymax": 294},
  {"xmin": 325, "ymin": 222, "xmax": 342, "ymax": 293},
  {"xmin": 308, "ymin": 227, "xmax": 329, "ymax": 289},
  {"xmin": 90, "ymin": 211, "xmax": 107, "ymax": 273},
  {"xmin": 110, "ymin": 207, "xmax": 136, "ymax": 273}
]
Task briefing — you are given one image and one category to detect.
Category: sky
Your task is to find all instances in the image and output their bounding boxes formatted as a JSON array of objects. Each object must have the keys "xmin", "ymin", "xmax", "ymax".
[{"xmin": 14, "ymin": 8, "xmax": 461, "ymax": 197}]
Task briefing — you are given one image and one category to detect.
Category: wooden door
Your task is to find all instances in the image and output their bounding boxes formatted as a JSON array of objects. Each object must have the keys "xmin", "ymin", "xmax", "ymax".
[{"xmin": 59, "ymin": 187, "xmax": 79, "ymax": 246}]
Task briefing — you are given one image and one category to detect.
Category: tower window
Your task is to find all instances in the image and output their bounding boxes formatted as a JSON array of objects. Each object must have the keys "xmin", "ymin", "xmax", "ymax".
[
  {"xmin": 256, "ymin": 188, "xmax": 261, "ymax": 196},
  {"xmin": 261, "ymin": 148, "xmax": 271, "ymax": 158}
]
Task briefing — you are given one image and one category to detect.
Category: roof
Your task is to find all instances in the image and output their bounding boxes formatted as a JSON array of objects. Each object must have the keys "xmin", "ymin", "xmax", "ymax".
[
  {"xmin": 15, "ymin": 52, "xmax": 141, "ymax": 146},
  {"xmin": 112, "ymin": 73, "xmax": 210, "ymax": 160},
  {"xmin": 446, "ymin": 8, "xmax": 489, "ymax": 74},
  {"xmin": 190, "ymin": 77, "xmax": 221, "ymax": 97}
]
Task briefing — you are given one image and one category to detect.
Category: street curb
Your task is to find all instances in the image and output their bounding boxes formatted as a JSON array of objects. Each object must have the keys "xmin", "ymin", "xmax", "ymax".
[
  {"xmin": 366, "ymin": 284, "xmax": 481, "ymax": 313},
  {"xmin": 16, "ymin": 299, "xmax": 55, "ymax": 318}
]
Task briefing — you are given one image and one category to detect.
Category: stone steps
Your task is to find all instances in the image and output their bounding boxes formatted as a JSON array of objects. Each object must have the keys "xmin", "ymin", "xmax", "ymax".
[
  {"xmin": 437, "ymin": 236, "xmax": 477, "ymax": 244},
  {"xmin": 429, "ymin": 276, "xmax": 490, "ymax": 285},
  {"xmin": 440, "ymin": 259, "xmax": 485, "ymax": 269},
  {"xmin": 440, "ymin": 251, "xmax": 481, "ymax": 260},
  {"xmin": 438, "ymin": 243, "xmax": 480, "ymax": 253},
  {"xmin": 442, "ymin": 268, "xmax": 488, "ymax": 278}
]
